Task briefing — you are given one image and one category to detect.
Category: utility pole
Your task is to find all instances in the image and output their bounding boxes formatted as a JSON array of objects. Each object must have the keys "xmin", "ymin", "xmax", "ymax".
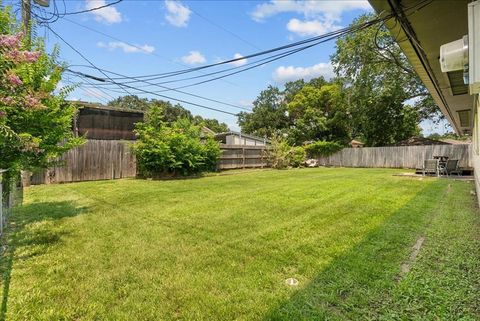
[{"xmin": 21, "ymin": 0, "xmax": 31, "ymax": 44}]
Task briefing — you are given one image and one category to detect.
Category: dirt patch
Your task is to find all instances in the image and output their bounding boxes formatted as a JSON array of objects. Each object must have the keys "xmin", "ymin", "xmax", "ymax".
[{"xmin": 398, "ymin": 236, "xmax": 425, "ymax": 278}]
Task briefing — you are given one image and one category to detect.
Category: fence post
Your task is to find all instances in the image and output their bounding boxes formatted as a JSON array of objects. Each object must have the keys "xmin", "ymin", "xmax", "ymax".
[{"xmin": 242, "ymin": 147, "xmax": 245, "ymax": 169}]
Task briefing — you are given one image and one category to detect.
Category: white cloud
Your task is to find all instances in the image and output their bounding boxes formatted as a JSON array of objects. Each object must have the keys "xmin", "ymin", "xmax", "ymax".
[
  {"xmin": 181, "ymin": 51, "xmax": 206, "ymax": 65},
  {"xmin": 272, "ymin": 62, "xmax": 334, "ymax": 83},
  {"xmin": 85, "ymin": 0, "xmax": 122, "ymax": 24},
  {"xmin": 251, "ymin": 0, "xmax": 371, "ymax": 37},
  {"xmin": 229, "ymin": 53, "xmax": 248, "ymax": 67},
  {"xmin": 251, "ymin": 0, "xmax": 371, "ymax": 22},
  {"xmin": 97, "ymin": 41, "xmax": 155, "ymax": 54},
  {"xmin": 238, "ymin": 99, "xmax": 253, "ymax": 108},
  {"xmin": 287, "ymin": 18, "xmax": 341, "ymax": 36},
  {"xmin": 165, "ymin": 0, "xmax": 191, "ymax": 27}
]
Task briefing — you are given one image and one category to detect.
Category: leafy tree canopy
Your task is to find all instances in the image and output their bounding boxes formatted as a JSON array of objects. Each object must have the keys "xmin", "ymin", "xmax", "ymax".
[
  {"xmin": 237, "ymin": 77, "xmax": 351, "ymax": 146},
  {"xmin": 331, "ymin": 13, "xmax": 438, "ymax": 146},
  {"xmin": 108, "ymin": 95, "xmax": 229, "ymax": 133}
]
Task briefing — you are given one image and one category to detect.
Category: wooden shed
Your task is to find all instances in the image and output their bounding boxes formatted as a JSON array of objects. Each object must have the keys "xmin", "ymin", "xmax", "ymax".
[{"xmin": 72, "ymin": 102, "xmax": 144, "ymax": 140}]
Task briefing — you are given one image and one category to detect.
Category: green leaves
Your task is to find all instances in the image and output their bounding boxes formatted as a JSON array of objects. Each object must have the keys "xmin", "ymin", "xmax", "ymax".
[
  {"xmin": 0, "ymin": 6, "xmax": 83, "ymax": 184},
  {"xmin": 238, "ymin": 78, "xmax": 351, "ymax": 146},
  {"xmin": 331, "ymin": 13, "xmax": 439, "ymax": 146},
  {"xmin": 133, "ymin": 111, "xmax": 221, "ymax": 177}
]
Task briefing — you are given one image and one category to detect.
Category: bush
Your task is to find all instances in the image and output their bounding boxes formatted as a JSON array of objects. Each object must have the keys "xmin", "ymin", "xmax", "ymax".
[
  {"xmin": 290, "ymin": 146, "xmax": 306, "ymax": 167},
  {"xmin": 133, "ymin": 107, "xmax": 220, "ymax": 177},
  {"xmin": 304, "ymin": 141, "xmax": 343, "ymax": 158},
  {"xmin": 267, "ymin": 135, "xmax": 305, "ymax": 169}
]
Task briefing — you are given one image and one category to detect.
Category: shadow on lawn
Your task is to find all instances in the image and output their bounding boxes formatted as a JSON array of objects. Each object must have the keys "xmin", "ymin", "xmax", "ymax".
[
  {"xmin": 263, "ymin": 180, "xmax": 446, "ymax": 321},
  {"xmin": 0, "ymin": 201, "xmax": 88, "ymax": 321}
]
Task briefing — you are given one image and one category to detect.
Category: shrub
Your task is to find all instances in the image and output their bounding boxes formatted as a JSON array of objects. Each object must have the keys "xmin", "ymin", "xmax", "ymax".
[
  {"xmin": 290, "ymin": 146, "xmax": 306, "ymax": 167},
  {"xmin": 133, "ymin": 106, "xmax": 220, "ymax": 177},
  {"xmin": 304, "ymin": 141, "xmax": 343, "ymax": 158},
  {"xmin": 267, "ymin": 135, "xmax": 305, "ymax": 169}
]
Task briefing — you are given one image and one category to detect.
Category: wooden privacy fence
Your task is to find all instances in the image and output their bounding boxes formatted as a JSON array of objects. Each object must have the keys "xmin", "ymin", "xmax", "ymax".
[
  {"xmin": 218, "ymin": 144, "xmax": 268, "ymax": 169},
  {"xmin": 28, "ymin": 141, "xmax": 268, "ymax": 185},
  {"xmin": 317, "ymin": 144, "xmax": 472, "ymax": 169},
  {"xmin": 28, "ymin": 140, "xmax": 136, "ymax": 185}
]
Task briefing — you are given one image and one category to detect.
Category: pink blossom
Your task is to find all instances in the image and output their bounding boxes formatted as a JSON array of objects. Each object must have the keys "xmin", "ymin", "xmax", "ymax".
[
  {"xmin": 24, "ymin": 95, "xmax": 44, "ymax": 109},
  {"xmin": 7, "ymin": 73, "xmax": 22, "ymax": 86},
  {"xmin": 23, "ymin": 51, "xmax": 41, "ymax": 62},
  {"xmin": 0, "ymin": 33, "xmax": 22, "ymax": 49},
  {"xmin": 0, "ymin": 110, "xmax": 6, "ymax": 117},
  {"xmin": 0, "ymin": 97, "xmax": 14, "ymax": 105}
]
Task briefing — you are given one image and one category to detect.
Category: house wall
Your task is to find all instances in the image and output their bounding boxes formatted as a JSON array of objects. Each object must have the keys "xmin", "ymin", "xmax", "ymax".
[
  {"xmin": 225, "ymin": 135, "xmax": 266, "ymax": 146},
  {"xmin": 472, "ymin": 96, "xmax": 480, "ymax": 204}
]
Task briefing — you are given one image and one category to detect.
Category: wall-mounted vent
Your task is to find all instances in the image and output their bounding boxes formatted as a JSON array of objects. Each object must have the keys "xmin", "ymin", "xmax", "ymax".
[
  {"xmin": 447, "ymin": 70, "xmax": 469, "ymax": 95},
  {"xmin": 457, "ymin": 109, "xmax": 471, "ymax": 127}
]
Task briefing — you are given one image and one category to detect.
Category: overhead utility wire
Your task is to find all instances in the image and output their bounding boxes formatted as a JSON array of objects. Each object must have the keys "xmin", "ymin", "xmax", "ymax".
[
  {"xmin": 88, "ymin": 0, "xmax": 431, "ymax": 83},
  {"xmin": 43, "ymin": 22, "xmax": 249, "ymax": 110},
  {"xmin": 45, "ymin": 25, "xmax": 133, "ymax": 97},
  {"xmin": 67, "ymin": 69, "xmax": 238, "ymax": 116},
  {"xmin": 68, "ymin": 15, "xmax": 389, "ymax": 94},
  {"xmin": 46, "ymin": 26, "xmax": 242, "ymax": 115}
]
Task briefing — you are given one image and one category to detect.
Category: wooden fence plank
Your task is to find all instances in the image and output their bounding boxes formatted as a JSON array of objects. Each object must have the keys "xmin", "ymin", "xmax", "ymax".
[{"xmin": 318, "ymin": 144, "xmax": 472, "ymax": 169}]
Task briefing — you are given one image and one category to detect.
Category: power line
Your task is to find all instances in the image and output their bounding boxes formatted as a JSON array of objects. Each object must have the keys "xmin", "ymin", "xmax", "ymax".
[
  {"xmin": 46, "ymin": 25, "xmax": 134, "ymax": 97},
  {"xmin": 68, "ymin": 69, "xmax": 238, "ymax": 116},
  {"xmin": 190, "ymin": 8, "xmax": 261, "ymax": 51},
  {"xmin": 49, "ymin": 0, "xmax": 123, "ymax": 17},
  {"xmin": 45, "ymin": 24, "xmax": 250, "ymax": 112}
]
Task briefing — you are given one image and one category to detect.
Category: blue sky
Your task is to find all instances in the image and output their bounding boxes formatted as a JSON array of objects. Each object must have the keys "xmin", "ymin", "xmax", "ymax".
[{"xmin": 7, "ymin": 0, "xmax": 448, "ymax": 134}]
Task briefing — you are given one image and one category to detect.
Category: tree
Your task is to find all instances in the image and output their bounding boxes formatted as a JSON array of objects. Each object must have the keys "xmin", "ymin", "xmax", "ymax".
[
  {"xmin": 108, "ymin": 97, "xmax": 229, "ymax": 133},
  {"xmin": 0, "ymin": 7, "xmax": 83, "ymax": 189},
  {"xmin": 108, "ymin": 95, "xmax": 149, "ymax": 110},
  {"xmin": 287, "ymin": 82, "xmax": 350, "ymax": 145},
  {"xmin": 238, "ymin": 78, "xmax": 350, "ymax": 145},
  {"xmin": 237, "ymin": 85, "xmax": 290, "ymax": 138},
  {"xmin": 331, "ymin": 13, "xmax": 438, "ymax": 146}
]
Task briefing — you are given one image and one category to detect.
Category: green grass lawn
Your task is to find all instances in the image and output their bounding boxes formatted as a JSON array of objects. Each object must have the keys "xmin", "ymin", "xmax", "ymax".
[{"xmin": 1, "ymin": 168, "xmax": 479, "ymax": 320}]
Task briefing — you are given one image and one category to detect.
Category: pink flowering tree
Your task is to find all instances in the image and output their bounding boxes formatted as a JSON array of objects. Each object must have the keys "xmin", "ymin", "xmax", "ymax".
[{"xmin": 0, "ymin": 7, "xmax": 83, "ymax": 188}]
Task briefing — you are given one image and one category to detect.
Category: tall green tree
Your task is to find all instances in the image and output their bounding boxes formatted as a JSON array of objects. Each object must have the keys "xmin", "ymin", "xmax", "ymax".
[
  {"xmin": 108, "ymin": 95, "xmax": 149, "ymax": 110},
  {"xmin": 287, "ymin": 83, "xmax": 350, "ymax": 145},
  {"xmin": 108, "ymin": 97, "xmax": 229, "ymax": 133},
  {"xmin": 238, "ymin": 78, "xmax": 350, "ymax": 145},
  {"xmin": 237, "ymin": 85, "xmax": 290, "ymax": 138},
  {"xmin": 331, "ymin": 13, "xmax": 437, "ymax": 146}
]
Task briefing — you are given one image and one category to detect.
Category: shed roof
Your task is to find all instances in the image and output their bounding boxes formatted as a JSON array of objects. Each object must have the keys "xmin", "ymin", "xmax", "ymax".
[{"xmin": 395, "ymin": 137, "xmax": 450, "ymax": 146}]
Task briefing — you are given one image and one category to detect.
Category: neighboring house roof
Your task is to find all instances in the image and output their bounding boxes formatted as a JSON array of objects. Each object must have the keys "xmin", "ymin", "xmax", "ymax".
[
  {"xmin": 201, "ymin": 126, "xmax": 216, "ymax": 136},
  {"xmin": 440, "ymin": 138, "xmax": 471, "ymax": 145},
  {"xmin": 395, "ymin": 137, "xmax": 450, "ymax": 146},
  {"xmin": 214, "ymin": 131, "xmax": 269, "ymax": 143},
  {"xmin": 368, "ymin": 1, "xmax": 472, "ymax": 134}
]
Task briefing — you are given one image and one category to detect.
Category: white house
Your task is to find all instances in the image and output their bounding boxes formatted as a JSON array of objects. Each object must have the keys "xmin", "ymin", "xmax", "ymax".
[{"xmin": 214, "ymin": 131, "xmax": 268, "ymax": 146}]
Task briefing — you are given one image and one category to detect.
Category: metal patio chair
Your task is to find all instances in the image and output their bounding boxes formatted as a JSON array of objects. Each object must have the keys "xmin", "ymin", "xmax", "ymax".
[
  {"xmin": 422, "ymin": 159, "xmax": 439, "ymax": 177},
  {"xmin": 440, "ymin": 159, "xmax": 461, "ymax": 176}
]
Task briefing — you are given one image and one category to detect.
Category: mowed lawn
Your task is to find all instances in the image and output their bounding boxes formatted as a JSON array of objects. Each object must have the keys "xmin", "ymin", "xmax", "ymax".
[{"xmin": 1, "ymin": 168, "xmax": 479, "ymax": 320}]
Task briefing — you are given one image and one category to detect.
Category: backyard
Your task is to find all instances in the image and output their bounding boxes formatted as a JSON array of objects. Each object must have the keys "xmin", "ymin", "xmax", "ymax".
[{"xmin": 1, "ymin": 168, "xmax": 479, "ymax": 320}]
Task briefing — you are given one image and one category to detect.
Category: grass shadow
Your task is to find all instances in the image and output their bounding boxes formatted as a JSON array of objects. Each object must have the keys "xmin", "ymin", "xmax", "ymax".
[
  {"xmin": 0, "ymin": 201, "xmax": 88, "ymax": 321},
  {"xmin": 263, "ymin": 179, "xmax": 448, "ymax": 321}
]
